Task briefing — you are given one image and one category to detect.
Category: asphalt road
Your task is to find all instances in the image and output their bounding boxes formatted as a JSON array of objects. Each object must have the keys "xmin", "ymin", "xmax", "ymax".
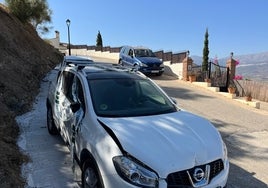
[{"xmin": 16, "ymin": 59, "xmax": 268, "ymax": 188}]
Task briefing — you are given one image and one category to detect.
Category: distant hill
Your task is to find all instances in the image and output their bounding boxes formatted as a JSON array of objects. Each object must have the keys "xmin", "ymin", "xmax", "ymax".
[{"xmin": 190, "ymin": 52, "xmax": 268, "ymax": 82}]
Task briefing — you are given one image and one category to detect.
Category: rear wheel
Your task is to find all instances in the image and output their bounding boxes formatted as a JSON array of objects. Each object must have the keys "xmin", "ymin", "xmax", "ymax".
[
  {"xmin": 47, "ymin": 105, "xmax": 59, "ymax": 135},
  {"xmin": 82, "ymin": 160, "xmax": 103, "ymax": 188}
]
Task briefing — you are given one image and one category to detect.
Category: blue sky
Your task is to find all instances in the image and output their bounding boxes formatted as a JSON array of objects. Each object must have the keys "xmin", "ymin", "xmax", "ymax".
[{"xmin": 1, "ymin": 0, "xmax": 268, "ymax": 58}]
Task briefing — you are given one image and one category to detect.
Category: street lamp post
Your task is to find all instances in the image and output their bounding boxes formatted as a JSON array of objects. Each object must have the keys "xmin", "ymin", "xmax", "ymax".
[{"xmin": 66, "ymin": 19, "xmax": 71, "ymax": 55}]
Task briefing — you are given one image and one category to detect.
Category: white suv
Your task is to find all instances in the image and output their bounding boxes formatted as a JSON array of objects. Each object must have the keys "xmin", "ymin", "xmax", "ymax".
[{"xmin": 46, "ymin": 59, "xmax": 229, "ymax": 188}]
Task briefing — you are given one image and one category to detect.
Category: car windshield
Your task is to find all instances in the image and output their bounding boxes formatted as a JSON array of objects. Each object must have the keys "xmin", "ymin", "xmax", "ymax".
[
  {"xmin": 88, "ymin": 78, "xmax": 177, "ymax": 117},
  {"xmin": 134, "ymin": 49, "xmax": 156, "ymax": 57}
]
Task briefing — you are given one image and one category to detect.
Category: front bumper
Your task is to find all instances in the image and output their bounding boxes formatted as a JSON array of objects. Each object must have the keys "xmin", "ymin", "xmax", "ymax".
[
  {"xmin": 139, "ymin": 67, "xmax": 165, "ymax": 74},
  {"xmin": 101, "ymin": 159, "xmax": 229, "ymax": 188}
]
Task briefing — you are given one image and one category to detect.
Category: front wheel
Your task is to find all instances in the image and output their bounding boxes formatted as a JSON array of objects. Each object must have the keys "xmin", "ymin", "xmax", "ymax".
[
  {"xmin": 156, "ymin": 72, "xmax": 163, "ymax": 76},
  {"xmin": 82, "ymin": 160, "xmax": 103, "ymax": 188},
  {"xmin": 47, "ymin": 105, "xmax": 59, "ymax": 135}
]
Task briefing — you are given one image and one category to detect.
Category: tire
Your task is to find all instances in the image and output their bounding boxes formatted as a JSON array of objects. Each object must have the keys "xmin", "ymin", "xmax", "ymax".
[
  {"xmin": 156, "ymin": 72, "xmax": 163, "ymax": 76},
  {"xmin": 47, "ymin": 105, "xmax": 59, "ymax": 135},
  {"xmin": 118, "ymin": 59, "xmax": 123, "ymax": 65},
  {"xmin": 82, "ymin": 160, "xmax": 103, "ymax": 188}
]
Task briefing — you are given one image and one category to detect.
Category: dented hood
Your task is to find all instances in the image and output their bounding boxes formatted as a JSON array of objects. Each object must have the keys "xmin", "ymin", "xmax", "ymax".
[{"xmin": 98, "ymin": 111, "xmax": 224, "ymax": 177}]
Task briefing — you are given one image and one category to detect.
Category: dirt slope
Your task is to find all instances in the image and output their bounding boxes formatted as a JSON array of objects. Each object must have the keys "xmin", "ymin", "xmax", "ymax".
[{"xmin": 0, "ymin": 5, "xmax": 63, "ymax": 187}]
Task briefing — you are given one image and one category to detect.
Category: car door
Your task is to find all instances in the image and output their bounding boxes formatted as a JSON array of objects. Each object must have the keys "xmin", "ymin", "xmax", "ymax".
[
  {"xmin": 54, "ymin": 71, "xmax": 75, "ymax": 144},
  {"xmin": 124, "ymin": 48, "xmax": 135, "ymax": 67},
  {"xmin": 64, "ymin": 75, "xmax": 85, "ymax": 146}
]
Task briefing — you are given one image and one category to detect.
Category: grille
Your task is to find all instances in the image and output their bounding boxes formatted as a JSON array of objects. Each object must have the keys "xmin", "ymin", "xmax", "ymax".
[
  {"xmin": 166, "ymin": 159, "xmax": 224, "ymax": 187},
  {"xmin": 208, "ymin": 159, "xmax": 224, "ymax": 179},
  {"xmin": 147, "ymin": 63, "xmax": 160, "ymax": 68}
]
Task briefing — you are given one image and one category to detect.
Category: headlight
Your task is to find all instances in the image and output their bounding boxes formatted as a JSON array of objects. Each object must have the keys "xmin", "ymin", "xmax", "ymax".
[
  {"xmin": 139, "ymin": 62, "xmax": 148, "ymax": 67},
  {"xmin": 113, "ymin": 156, "xmax": 158, "ymax": 187}
]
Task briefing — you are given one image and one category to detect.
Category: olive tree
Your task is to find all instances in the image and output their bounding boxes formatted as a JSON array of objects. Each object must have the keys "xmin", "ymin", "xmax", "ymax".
[{"xmin": 5, "ymin": 0, "xmax": 52, "ymax": 34}]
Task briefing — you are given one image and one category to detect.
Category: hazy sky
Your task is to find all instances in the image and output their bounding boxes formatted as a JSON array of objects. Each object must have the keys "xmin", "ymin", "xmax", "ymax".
[{"xmin": 1, "ymin": 0, "xmax": 268, "ymax": 58}]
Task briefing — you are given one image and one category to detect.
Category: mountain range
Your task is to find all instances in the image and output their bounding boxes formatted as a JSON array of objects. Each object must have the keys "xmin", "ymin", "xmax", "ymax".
[{"xmin": 191, "ymin": 51, "xmax": 268, "ymax": 82}]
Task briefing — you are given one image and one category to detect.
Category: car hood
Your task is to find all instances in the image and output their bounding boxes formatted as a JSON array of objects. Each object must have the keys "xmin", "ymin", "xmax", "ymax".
[
  {"xmin": 136, "ymin": 56, "xmax": 162, "ymax": 64},
  {"xmin": 98, "ymin": 111, "xmax": 224, "ymax": 177}
]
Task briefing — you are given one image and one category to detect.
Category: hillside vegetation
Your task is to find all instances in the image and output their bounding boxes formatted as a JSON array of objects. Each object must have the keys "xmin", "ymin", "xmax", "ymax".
[{"xmin": 0, "ymin": 5, "xmax": 63, "ymax": 187}]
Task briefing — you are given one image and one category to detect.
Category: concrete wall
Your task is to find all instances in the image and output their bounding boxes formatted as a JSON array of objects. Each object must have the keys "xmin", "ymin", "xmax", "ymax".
[{"xmin": 70, "ymin": 49, "xmax": 119, "ymax": 60}]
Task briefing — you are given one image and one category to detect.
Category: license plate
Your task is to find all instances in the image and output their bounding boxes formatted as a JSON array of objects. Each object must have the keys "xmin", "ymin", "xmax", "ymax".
[{"xmin": 151, "ymin": 70, "xmax": 159, "ymax": 73}]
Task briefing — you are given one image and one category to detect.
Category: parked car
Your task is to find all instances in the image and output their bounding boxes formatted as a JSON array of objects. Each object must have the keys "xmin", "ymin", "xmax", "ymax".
[
  {"xmin": 46, "ymin": 60, "xmax": 229, "ymax": 188},
  {"xmin": 119, "ymin": 46, "xmax": 164, "ymax": 76}
]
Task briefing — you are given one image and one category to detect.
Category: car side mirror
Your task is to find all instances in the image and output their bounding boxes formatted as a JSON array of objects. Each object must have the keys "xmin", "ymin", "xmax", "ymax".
[{"xmin": 70, "ymin": 102, "xmax": 80, "ymax": 113}]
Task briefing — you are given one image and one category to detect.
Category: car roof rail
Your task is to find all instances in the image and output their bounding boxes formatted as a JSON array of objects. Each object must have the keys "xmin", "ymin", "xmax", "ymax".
[
  {"xmin": 67, "ymin": 62, "xmax": 93, "ymax": 68},
  {"xmin": 92, "ymin": 62, "xmax": 139, "ymax": 73},
  {"xmin": 67, "ymin": 62, "xmax": 144, "ymax": 76}
]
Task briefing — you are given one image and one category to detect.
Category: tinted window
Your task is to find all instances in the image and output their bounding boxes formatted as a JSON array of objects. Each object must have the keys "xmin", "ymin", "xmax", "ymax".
[
  {"xmin": 134, "ymin": 49, "xmax": 156, "ymax": 57},
  {"xmin": 88, "ymin": 78, "xmax": 177, "ymax": 117}
]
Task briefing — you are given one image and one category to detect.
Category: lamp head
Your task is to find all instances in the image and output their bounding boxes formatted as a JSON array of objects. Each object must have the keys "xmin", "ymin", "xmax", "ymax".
[{"xmin": 66, "ymin": 19, "xmax": 71, "ymax": 26}]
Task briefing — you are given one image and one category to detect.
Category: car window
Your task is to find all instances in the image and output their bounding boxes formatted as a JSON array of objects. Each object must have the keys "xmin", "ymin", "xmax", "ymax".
[
  {"xmin": 134, "ymin": 49, "xmax": 156, "ymax": 57},
  {"xmin": 76, "ymin": 78, "xmax": 86, "ymax": 111},
  {"xmin": 139, "ymin": 81, "xmax": 166, "ymax": 105},
  {"xmin": 88, "ymin": 78, "xmax": 177, "ymax": 117},
  {"xmin": 70, "ymin": 76, "xmax": 86, "ymax": 111},
  {"xmin": 128, "ymin": 49, "xmax": 133, "ymax": 56},
  {"xmin": 63, "ymin": 72, "xmax": 75, "ymax": 102}
]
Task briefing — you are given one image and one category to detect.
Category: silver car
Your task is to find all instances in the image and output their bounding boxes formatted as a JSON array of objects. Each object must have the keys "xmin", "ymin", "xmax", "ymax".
[{"xmin": 46, "ymin": 60, "xmax": 229, "ymax": 188}]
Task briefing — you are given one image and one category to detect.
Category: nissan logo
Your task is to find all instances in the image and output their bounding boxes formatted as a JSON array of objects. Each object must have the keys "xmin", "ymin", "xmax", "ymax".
[{"xmin": 193, "ymin": 168, "xmax": 205, "ymax": 182}]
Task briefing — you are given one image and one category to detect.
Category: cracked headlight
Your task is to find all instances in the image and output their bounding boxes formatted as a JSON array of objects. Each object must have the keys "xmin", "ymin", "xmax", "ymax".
[{"xmin": 113, "ymin": 155, "xmax": 158, "ymax": 187}]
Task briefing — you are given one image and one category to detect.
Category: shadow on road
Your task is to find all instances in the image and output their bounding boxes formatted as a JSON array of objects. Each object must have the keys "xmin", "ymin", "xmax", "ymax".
[
  {"xmin": 227, "ymin": 163, "xmax": 267, "ymax": 188},
  {"xmin": 212, "ymin": 119, "xmax": 268, "ymax": 188},
  {"xmin": 148, "ymin": 73, "xmax": 178, "ymax": 81},
  {"xmin": 160, "ymin": 85, "xmax": 216, "ymax": 101}
]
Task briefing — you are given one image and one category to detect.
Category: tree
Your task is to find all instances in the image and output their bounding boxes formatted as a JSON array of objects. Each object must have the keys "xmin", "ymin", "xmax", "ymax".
[
  {"xmin": 29, "ymin": 0, "xmax": 52, "ymax": 34},
  {"xmin": 5, "ymin": 0, "xmax": 52, "ymax": 34},
  {"xmin": 96, "ymin": 30, "xmax": 103, "ymax": 51},
  {"xmin": 5, "ymin": 0, "xmax": 31, "ymax": 23},
  {"xmin": 202, "ymin": 28, "xmax": 209, "ymax": 71}
]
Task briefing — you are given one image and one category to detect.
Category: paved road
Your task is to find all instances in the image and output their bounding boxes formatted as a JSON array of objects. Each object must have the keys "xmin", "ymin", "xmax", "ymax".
[{"xmin": 17, "ymin": 59, "xmax": 268, "ymax": 188}]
